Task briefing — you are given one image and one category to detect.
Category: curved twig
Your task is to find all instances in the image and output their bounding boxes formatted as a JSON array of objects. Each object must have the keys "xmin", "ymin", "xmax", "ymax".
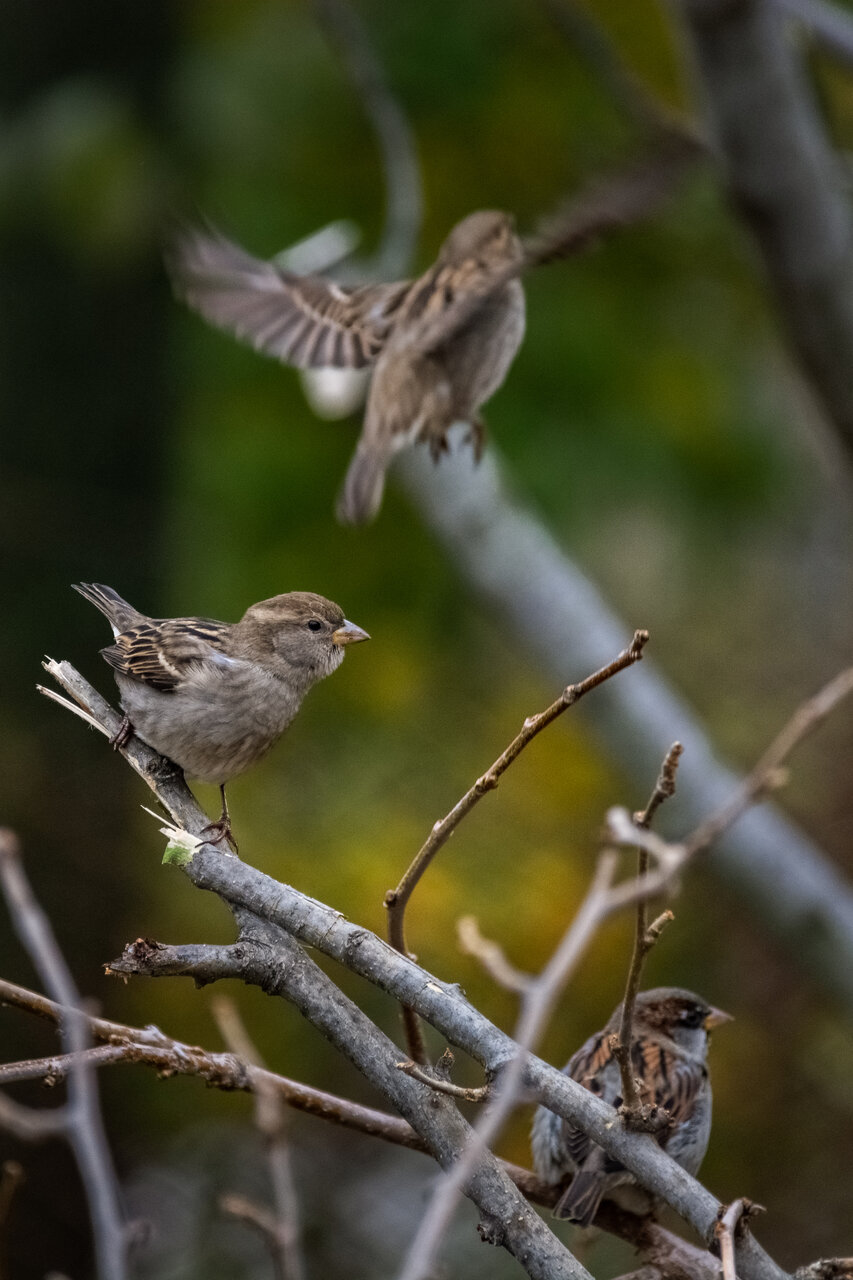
[{"xmin": 384, "ymin": 628, "xmax": 648, "ymax": 1063}]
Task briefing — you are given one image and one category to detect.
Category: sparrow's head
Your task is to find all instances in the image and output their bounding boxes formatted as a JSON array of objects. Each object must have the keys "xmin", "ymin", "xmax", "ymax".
[
  {"xmin": 438, "ymin": 210, "xmax": 521, "ymax": 267},
  {"xmin": 238, "ymin": 592, "xmax": 369, "ymax": 682},
  {"xmin": 626, "ymin": 987, "xmax": 732, "ymax": 1057}
]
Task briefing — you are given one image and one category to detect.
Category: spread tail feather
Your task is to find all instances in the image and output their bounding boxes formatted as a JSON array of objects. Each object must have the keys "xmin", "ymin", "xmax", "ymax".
[
  {"xmin": 336, "ymin": 445, "xmax": 391, "ymax": 526},
  {"xmin": 73, "ymin": 583, "xmax": 140, "ymax": 632},
  {"xmin": 553, "ymin": 1172, "xmax": 605, "ymax": 1226}
]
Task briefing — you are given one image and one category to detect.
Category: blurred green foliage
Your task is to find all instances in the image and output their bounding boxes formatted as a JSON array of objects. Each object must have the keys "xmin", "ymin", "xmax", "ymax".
[{"xmin": 1, "ymin": 1, "xmax": 852, "ymax": 1276}]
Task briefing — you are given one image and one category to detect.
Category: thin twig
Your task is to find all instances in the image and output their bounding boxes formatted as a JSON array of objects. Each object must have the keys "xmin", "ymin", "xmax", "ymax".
[
  {"xmin": 682, "ymin": 667, "xmax": 853, "ymax": 857},
  {"xmin": 110, "ymin": 922, "xmax": 595, "ymax": 1280},
  {"xmin": 0, "ymin": 980, "xmax": 735, "ymax": 1272},
  {"xmin": 612, "ymin": 742, "xmax": 682, "ymax": 1122},
  {"xmin": 0, "ymin": 977, "xmax": 427, "ymax": 1151},
  {"xmin": 456, "ymin": 915, "xmax": 532, "ymax": 994},
  {"xmin": 396, "ymin": 851, "xmax": 623, "ymax": 1280},
  {"xmin": 396, "ymin": 1059, "xmax": 490, "ymax": 1103},
  {"xmin": 385, "ymin": 629, "xmax": 648, "ymax": 1062},
  {"xmin": 220, "ymin": 1194, "xmax": 290, "ymax": 1263},
  {"xmin": 0, "ymin": 1093, "xmax": 67, "ymax": 1140},
  {"xmin": 717, "ymin": 1199, "xmax": 744, "ymax": 1280},
  {"xmin": 716, "ymin": 1199, "xmax": 765, "ymax": 1280},
  {"xmin": 0, "ymin": 831, "xmax": 126, "ymax": 1280},
  {"xmin": 212, "ymin": 996, "xmax": 306, "ymax": 1280}
]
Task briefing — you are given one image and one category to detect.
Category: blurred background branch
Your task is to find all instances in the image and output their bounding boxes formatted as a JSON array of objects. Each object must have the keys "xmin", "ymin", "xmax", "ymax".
[
  {"xmin": 0, "ymin": 833, "xmax": 126, "ymax": 1280},
  {"xmin": 677, "ymin": 0, "xmax": 853, "ymax": 459}
]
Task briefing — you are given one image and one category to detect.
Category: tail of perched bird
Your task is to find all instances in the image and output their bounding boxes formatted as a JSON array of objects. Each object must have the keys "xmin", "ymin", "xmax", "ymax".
[
  {"xmin": 73, "ymin": 583, "xmax": 142, "ymax": 635},
  {"xmin": 336, "ymin": 444, "xmax": 394, "ymax": 526},
  {"xmin": 553, "ymin": 1173, "xmax": 605, "ymax": 1226}
]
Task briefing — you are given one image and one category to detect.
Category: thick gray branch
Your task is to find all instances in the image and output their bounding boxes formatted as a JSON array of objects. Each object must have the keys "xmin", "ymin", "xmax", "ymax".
[
  {"xmin": 116, "ymin": 920, "xmax": 592, "ymax": 1280},
  {"xmin": 396, "ymin": 441, "xmax": 853, "ymax": 1014},
  {"xmin": 129, "ymin": 842, "xmax": 788, "ymax": 1280},
  {"xmin": 678, "ymin": 0, "xmax": 853, "ymax": 456}
]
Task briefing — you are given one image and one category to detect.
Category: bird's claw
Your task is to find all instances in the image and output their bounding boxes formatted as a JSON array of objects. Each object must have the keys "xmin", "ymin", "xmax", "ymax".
[
  {"xmin": 200, "ymin": 818, "xmax": 238, "ymax": 854},
  {"xmin": 109, "ymin": 715, "xmax": 134, "ymax": 751}
]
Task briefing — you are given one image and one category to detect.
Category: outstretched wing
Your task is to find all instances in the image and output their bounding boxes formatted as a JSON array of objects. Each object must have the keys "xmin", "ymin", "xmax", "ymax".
[
  {"xmin": 413, "ymin": 135, "xmax": 698, "ymax": 358},
  {"xmin": 522, "ymin": 134, "xmax": 699, "ymax": 268},
  {"xmin": 167, "ymin": 225, "xmax": 412, "ymax": 369},
  {"xmin": 100, "ymin": 618, "xmax": 231, "ymax": 693}
]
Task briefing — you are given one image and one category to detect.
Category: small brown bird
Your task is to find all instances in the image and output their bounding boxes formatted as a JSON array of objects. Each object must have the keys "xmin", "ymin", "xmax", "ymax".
[
  {"xmin": 530, "ymin": 987, "xmax": 731, "ymax": 1226},
  {"xmin": 168, "ymin": 140, "xmax": 695, "ymax": 524},
  {"xmin": 74, "ymin": 583, "xmax": 369, "ymax": 845}
]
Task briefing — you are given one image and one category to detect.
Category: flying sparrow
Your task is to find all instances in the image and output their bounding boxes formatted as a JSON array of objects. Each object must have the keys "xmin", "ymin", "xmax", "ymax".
[
  {"xmin": 74, "ymin": 582, "xmax": 369, "ymax": 845},
  {"xmin": 530, "ymin": 986, "xmax": 731, "ymax": 1226},
  {"xmin": 167, "ymin": 139, "xmax": 695, "ymax": 524}
]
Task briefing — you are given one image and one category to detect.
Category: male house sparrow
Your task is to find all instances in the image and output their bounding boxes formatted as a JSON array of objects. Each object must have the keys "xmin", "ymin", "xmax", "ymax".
[
  {"xmin": 74, "ymin": 583, "xmax": 369, "ymax": 844},
  {"xmin": 531, "ymin": 987, "xmax": 731, "ymax": 1226},
  {"xmin": 168, "ymin": 140, "xmax": 695, "ymax": 524}
]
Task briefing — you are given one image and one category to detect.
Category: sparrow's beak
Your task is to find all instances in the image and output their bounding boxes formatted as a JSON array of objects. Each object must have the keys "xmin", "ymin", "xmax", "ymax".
[
  {"xmin": 332, "ymin": 620, "xmax": 370, "ymax": 647},
  {"xmin": 704, "ymin": 1006, "xmax": 734, "ymax": 1030}
]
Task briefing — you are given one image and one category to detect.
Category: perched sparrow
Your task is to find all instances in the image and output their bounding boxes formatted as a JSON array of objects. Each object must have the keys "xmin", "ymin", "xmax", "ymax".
[
  {"xmin": 74, "ymin": 582, "xmax": 369, "ymax": 844},
  {"xmin": 531, "ymin": 987, "xmax": 731, "ymax": 1226},
  {"xmin": 168, "ymin": 139, "xmax": 695, "ymax": 524}
]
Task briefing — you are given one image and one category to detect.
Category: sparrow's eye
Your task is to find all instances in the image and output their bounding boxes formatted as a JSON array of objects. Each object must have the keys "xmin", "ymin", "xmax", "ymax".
[
  {"xmin": 306, "ymin": 619, "xmax": 323, "ymax": 632},
  {"xmin": 680, "ymin": 1007, "xmax": 704, "ymax": 1029}
]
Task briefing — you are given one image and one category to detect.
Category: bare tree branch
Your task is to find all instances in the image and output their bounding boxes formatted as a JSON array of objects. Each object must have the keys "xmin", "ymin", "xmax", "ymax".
[
  {"xmin": 613, "ymin": 743, "xmax": 682, "ymax": 1121},
  {"xmin": 395, "ymin": 851, "xmax": 622, "ymax": 1280},
  {"xmin": 677, "ymin": 0, "xmax": 853, "ymax": 458},
  {"xmin": 384, "ymin": 628, "xmax": 648, "ymax": 1063},
  {"xmin": 396, "ymin": 1054, "xmax": 490, "ymax": 1104},
  {"xmin": 0, "ymin": 978, "xmax": 736, "ymax": 1275},
  {"xmin": 43, "ymin": 656, "xmax": 853, "ymax": 1278},
  {"xmin": 212, "ymin": 997, "xmax": 306, "ymax": 1280},
  {"xmin": 0, "ymin": 977, "xmax": 727, "ymax": 1275},
  {"xmin": 108, "ymin": 921, "xmax": 595, "ymax": 1280},
  {"xmin": 397, "ymin": 438, "xmax": 853, "ymax": 1016},
  {"xmin": 0, "ymin": 832, "xmax": 126, "ymax": 1280},
  {"xmin": 456, "ymin": 915, "xmax": 532, "ymax": 994},
  {"xmin": 774, "ymin": 0, "xmax": 853, "ymax": 70}
]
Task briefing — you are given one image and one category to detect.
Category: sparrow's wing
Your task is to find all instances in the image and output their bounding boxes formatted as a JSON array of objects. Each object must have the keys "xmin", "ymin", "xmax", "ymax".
[
  {"xmin": 632, "ymin": 1037, "xmax": 707, "ymax": 1142},
  {"xmin": 560, "ymin": 1025, "xmax": 705, "ymax": 1169},
  {"xmin": 100, "ymin": 618, "xmax": 232, "ymax": 693},
  {"xmin": 522, "ymin": 134, "xmax": 699, "ymax": 268},
  {"xmin": 412, "ymin": 136, "xmax": 698, "ymax": 357},
  {"xmin": 167, "ymin": 225, "xmax": 412, "ymax": 369},
  {"xmin": 561, "ymin": 1031, "xmax": 620, "ymax": 1172}
]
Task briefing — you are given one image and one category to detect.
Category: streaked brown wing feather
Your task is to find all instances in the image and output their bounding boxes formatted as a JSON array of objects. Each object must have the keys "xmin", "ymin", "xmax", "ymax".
[
  {"xmin": 100, "ymin": 618, "xmax": 230, "ymax": 693},
  {"xmin": 405, "ymin": 258, "xmax": 519, "ymax": 358},
  {"xmin": 633, "ymin": 1039, "xmax": 705, "ymax": 1135},
  {"xmin": 563, "ymin": 1031, "xmax": 614, "ymax": 1169},
  {"xmin": 167, "ymin": 226, "xmax": 411, "ymax": 369},
  {"xmin": 561, "ymin": 1029, "xmax": 704, "ymax": 1171}
]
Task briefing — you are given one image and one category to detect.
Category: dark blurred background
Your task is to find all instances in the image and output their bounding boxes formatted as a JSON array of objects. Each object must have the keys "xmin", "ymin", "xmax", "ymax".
[{"xmin": 1, "ymin": 1, "xmax": 852, "ymax": 1277}]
